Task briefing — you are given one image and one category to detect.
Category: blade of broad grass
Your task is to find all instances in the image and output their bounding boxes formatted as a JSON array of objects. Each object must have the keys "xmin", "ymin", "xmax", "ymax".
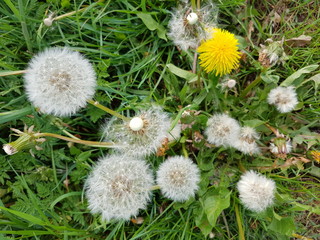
[
  {"xmin": 18, "ymin": 0, "xmax": 32, "ymax": 52},
  {"xmin": 3, "ymin": 0, "xmax": 19, "ymax": 18},
  {"xmin": 0, "ymin": 206, "xmax": 46, "ymax": 226},
  {"xmin": 0, "ymin": 106, "xmax": 32, "ymax": 124},
  {"xmin": 49, "ymin": 192, "xmax": 82, "ymax": 210}
]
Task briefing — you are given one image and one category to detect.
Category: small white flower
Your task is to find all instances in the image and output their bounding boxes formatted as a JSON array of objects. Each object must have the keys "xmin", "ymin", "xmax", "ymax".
[
  {"xmin": 267, "ymin": 86, "xmax": 298, "ymax": 113},
  {"xmin": 24, "ymin": 47, "xmax": 96, "ymax": 116},
  {"xmin": 167, "ymin": 123, "xmax": 182, "ymax": 142},
  {"xmin": 156, "ymin": 156, "xmax": 200, "ymax": 202},
  {"xmin": 104, "ymin": 106, "xmax": 171, "ymax": 157},
  {"xmin": 205, "ymin": 113, "xmax": 241, "ymax": 147},
  {"xmin": 234, "ymin": 126, "xmax": 260, "ymax": 155},
  {"xmin": 85, "ymin": 155, "xmax": 154, "ymax": 221},
  {"xmin": 237, "ymin": 170, "xmax": 276, "ymax": 212}
]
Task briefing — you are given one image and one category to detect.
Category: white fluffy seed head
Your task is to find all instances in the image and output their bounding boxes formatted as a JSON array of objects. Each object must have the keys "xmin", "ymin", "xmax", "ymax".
[
  {"xmin": 85, "ymin": 155, "xmax": 154, "ymax": 221},
  {"xmin": 24, "ymin": 47, "xmax": 96, "ymax": 116},
  {"xmin": 205, "ymin": 113, "xmax": 241, "ymax": 147},
  {"xmin": 267, "ymin": 86, "xmax": 298, "ymax": 113},
  {"xmin": 156, "ymin": 156, "xmax": 200, "ymax": 202},
  {"xmin": 129, "ymin": 117, "xmax": 144, "ymax": 131},
  {"xmin": 187, "ymin": 12, "xmax": 198, "ymax": 25},
  {"xmin": 167, "ymin": 1, "xmax": 218, "ymax": 51},
  {"xmin": 104, "ymin": 106, "xmax": 171, "ymax": 157},
  {"xmin": 237, "ymin": 170, "xmax": 276, "ymax": 212},
  {"xmin": 234, "ymin": 126, "xmax": 260, "ymax": 155}
]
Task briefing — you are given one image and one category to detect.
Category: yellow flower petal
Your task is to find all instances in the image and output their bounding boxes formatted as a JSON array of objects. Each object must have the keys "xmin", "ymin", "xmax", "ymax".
[{"xmin": 198, "ymin": 28, "xmax": 241, "ymax": 76}]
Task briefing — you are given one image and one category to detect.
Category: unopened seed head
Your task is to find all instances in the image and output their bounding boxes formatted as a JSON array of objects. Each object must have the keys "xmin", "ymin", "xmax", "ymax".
[
  {"xmin": 129, "ymin": 117, "xmax": 144, "ymax": 131},
  {"xmin": 227, "ymin": 79, "xmax": 237, "ymax": 88},
  {"xmin": 3, "ymin": 144, "xmax": 17, "ymax": 155},
  {"xmin": 187, "ymin": 12, "xmax": 198, "ymax": 25},
  {"xmin": 43, "ymin": 18, "xmax": 53, "ymax": 27}
]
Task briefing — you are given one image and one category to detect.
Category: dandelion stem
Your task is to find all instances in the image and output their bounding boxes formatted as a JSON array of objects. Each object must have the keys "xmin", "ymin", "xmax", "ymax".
[
  {"xmin": 53, "ymin": 0, "xmax": 105, "ymax": 21},
  {"xmin": 235, "ymin": 203, "xmax": 246, "ymax": 240},
  {"xmin": 239, "ymin": 75, "xmax": 262, "ymax": 98},
  {"xmin": 182, "ymin": 143, "xmax": 188, "ymax": 158},
  {"xmin": 87, "ymin": 99, "xmax": 130, "ymax": 121},
  {"xmin": 221, "ymin": 210, "xmax": 231, "ymax": 239},
  {"xmin": 192, "ymin": 51, "xmax": 198, "ymax": 74},
  {"xmin": 35, "ymin": 132, "xmax": 115, "ymax": 148},
  {"xmin": 0, "ymin": 70, "xmax": 27, "ymax": 77},
  {"xmin": 150, "ymin": 185, "xmax": 161, "ymax": 191}
]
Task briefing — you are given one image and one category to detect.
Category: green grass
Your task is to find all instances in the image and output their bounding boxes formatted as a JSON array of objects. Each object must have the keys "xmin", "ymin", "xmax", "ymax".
[{"xmin": 0, "ymin": 0, "xmax": 319, "ymax": 239}]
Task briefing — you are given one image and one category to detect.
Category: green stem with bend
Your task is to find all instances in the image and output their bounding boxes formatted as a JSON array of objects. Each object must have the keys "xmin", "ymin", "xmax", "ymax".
[
  {"xmin": 35, "ymin": 132, "xmax": 114, "ymax": 148},
  {"xmin": 239, "ymin": 75, "xmax": 262, "ymax": 98},
  {"xmin": 87, "ymin": 99, "xmax": 130, "ymax": 121}
]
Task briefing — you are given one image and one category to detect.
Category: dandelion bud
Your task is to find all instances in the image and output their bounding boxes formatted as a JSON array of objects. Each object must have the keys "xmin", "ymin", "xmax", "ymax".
[
  {"xmin": 3, "ymin": 126, "xmax": 45, "ymax": 155},
  {"xmin": 186, "ymin": 12, "xmax": 198, "ymax": 25},
  {"xmin": 270, "ymin": 136, "xmax": 292, "ymax": 156},
  {"xmin": 129, "ymin": 117, "xmax": 144, "ymax": 131},
  {"xmin": 43, "ymin": 17, "xmax": 53, "ymax": 26},
  {"xmin": 3, "ymin": 144, "xmax": 18, "ymax": 155}
]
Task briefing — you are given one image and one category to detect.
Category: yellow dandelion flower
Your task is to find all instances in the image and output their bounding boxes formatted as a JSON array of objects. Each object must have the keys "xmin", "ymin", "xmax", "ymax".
[
  {"xmin": 310, "ymin": 150, "xmax": 320, "ymax": 163},
  {"xmin": 198, "ymin": 28, "xmax": 241, "ymax": 76}
]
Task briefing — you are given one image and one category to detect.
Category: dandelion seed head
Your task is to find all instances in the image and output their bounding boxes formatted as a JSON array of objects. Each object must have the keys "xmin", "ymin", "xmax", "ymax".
[
  {"xmin": 104, "ymin": 106, "xmax": 171, "ymax": 157},
  {"xmin": 24, "ymin": 47, "xmax": 96, "ymax": 116},
  {"xmin": 85, "ymin": 155, "xmax": 153, "ymax": 221},
  {"xmin": 234, "ymin": 126, "xmax": 260, "ymax": 155},
  {"xmin": 198, "ymin": 28, "xmax": 241, "ymax": 76},
  {"xmin": 167, "ymin": 1, "xmax": 218, "ymax": 51},
  {"xmin": 205, "ymin": 113, "xmax": 241, "ymax": 147},
  {"xmin": 237, "ymin": 170, "xmax": 276, "ymax": 212},
  {"xmin": 156, "ymin": 156, "xmax": 200, "ymax": 202},
  {"xmin": 267, "ymin": 86, "xmax": 298, "ymax": 113}
]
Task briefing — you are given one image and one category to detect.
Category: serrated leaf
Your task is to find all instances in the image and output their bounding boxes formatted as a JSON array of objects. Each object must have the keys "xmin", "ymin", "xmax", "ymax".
[
  {"xmin": 281, "ymin": 64, "xmax": 318, "ymax": 87},
  {"xmin": 194, "ymin": 203, "xmax": 213, "ymax": 236},
  {"xmin": 268, "ymin": 216, "xmax": 296, "ymax": 236},
  {"xmin": 203, "ymin": 188, "xmax": 231, "ymax": 227},
  {"xmin": 242, "ymin": 119, "xmax": 266, "ymax": 128}
]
